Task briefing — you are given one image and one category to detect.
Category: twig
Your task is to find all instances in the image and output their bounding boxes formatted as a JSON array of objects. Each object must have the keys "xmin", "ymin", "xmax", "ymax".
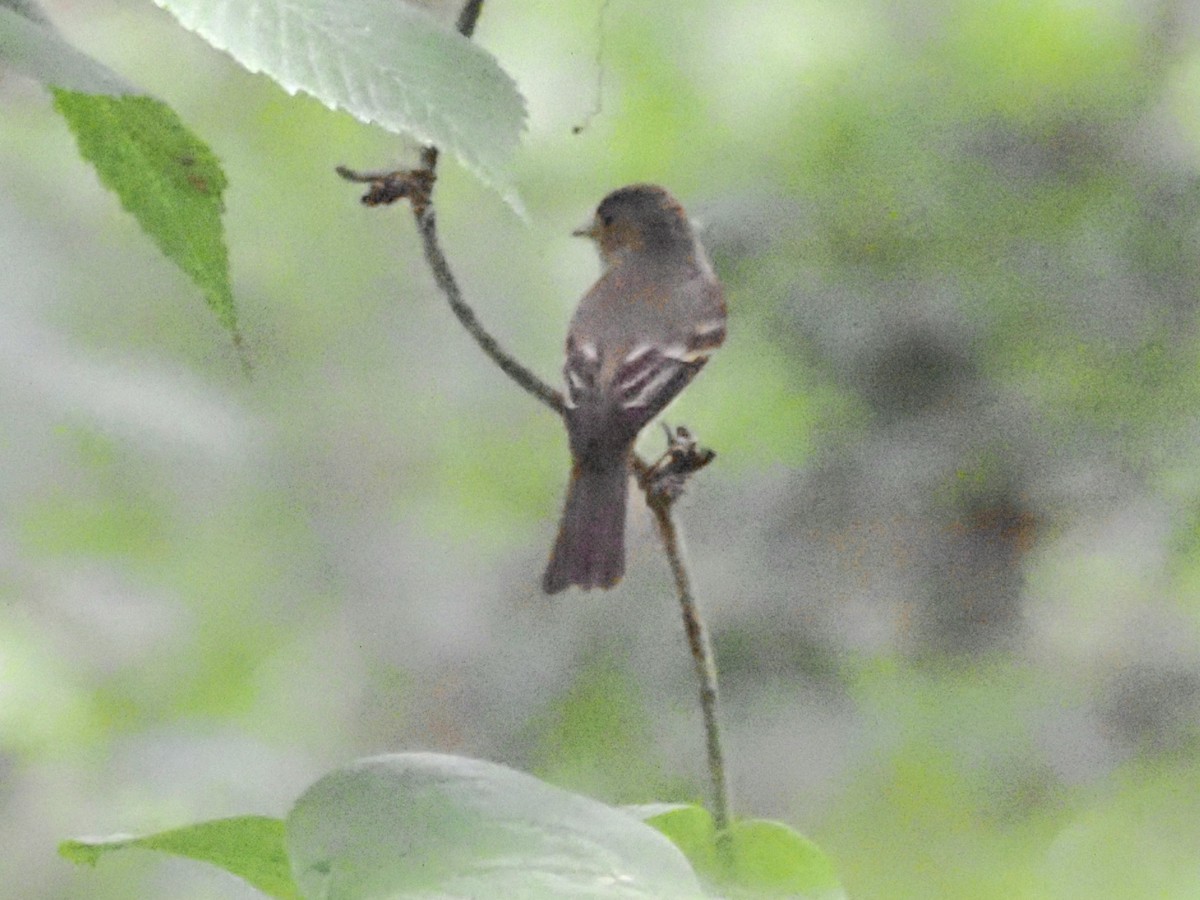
[
  {"xmin": 337, "ymin": 0, "xmax": 565, "ymax": 415},
  {"xmin": 412, "ymin": 197, "xmax": 566, "ymax": 415},
  {"xmin": 455, "ymin": 0, "xmax": 486, "ymax": 36},
  {"xmin": 635, "ymin": 429, "xmax": 731, "ymax": 848},
  {"xmin": 654, "ymin": 503, "xmax": 732, "ymax": 844}
]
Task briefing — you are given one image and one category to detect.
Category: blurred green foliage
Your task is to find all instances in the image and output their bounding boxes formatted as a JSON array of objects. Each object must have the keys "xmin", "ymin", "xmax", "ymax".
[{"xmin": 6, "ymin": 0, "xmax": 1200, "ymax": 898}]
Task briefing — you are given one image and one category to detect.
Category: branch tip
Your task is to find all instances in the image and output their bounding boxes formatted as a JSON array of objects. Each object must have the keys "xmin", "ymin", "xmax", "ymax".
[
  {"xmin": 637, "ymin": 423, "xmax": 717, "ymax": 506},
  {"xmin": 336, "ymin": 164, "xmax": 435, "ymax": 213}
]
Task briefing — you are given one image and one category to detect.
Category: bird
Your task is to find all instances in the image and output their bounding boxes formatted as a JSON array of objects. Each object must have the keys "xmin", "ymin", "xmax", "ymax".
[{"xmin": 543, "ymin": 184, "xmax": 727, "ymax": 593}]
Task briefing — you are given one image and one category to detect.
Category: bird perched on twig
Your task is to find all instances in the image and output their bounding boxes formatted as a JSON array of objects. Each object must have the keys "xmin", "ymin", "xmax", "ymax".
[{"xmin": 543, "ymin": 184, "xmax": 727, "ymax": 593}]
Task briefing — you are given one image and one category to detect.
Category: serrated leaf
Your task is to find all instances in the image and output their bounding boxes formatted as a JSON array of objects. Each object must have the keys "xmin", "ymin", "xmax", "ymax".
[
  {"xmin": 52, "ymin": 90, "xmax": 238, "ymax": 337},
  {"xmin": 0, "ymin": 5, "xmax": 135, "ymax": 95},
  {"xmin": 153, "ymin": 0, "xmax": 526, "ymax": 210},
  {"xmin": 60, "ymin": 815, "xmax": 299, "ymax": 900},
  {"xmin": 286, "ymin": 753, "xmax": 705, "ymax": 899},
  {"xmin": 630, "ymin": 804, "xmax": 845, "ymax": 899}
]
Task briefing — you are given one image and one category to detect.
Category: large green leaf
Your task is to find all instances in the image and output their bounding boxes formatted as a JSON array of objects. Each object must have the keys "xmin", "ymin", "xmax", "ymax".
[
  {"xmin": 52, "ymin": 90, "xmax": 238, "ymax": 337},
  {"xmin": 153, "ymin": 0, "xmax": 526, "ymax": 208},
  {"xmin": 629, "ymin": 804, "xmax": 845, "ymax": 899},
  {"xmin": 60, "ymin": 815, "xmax": 298, "ymax": 900},
  {"xmin": 286, "ymin": 753, "xmax": 705, "ymax": 899},
  {"xmin": 0, "ymin": 5, "xmax": 133, "ymax": 95}
]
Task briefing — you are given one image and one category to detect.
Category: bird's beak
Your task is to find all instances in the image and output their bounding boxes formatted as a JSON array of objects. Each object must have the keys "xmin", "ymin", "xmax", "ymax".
[{"xmin": 572, "ymin": 217, "xmax": 598, "ymax": 239}]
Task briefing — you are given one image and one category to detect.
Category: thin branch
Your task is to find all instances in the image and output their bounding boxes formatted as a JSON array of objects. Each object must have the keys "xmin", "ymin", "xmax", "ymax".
[
  {"xmin": 635, "ymin": 430, "xmax": 732, "ymax": 847},
  {"xmin": 456, "ymin": 0, "xmax": 486, "ymax": 36},
  {"xmin": 412, "ymin": 202, "xmax": 567, "ymax": 415},
  {"xmin": 652, "ymin": 501, "xmax": 731, "ymax": 841},
  {"xmin": 338, "ymin": 0, "xmax": 566, "ymax": 415}
]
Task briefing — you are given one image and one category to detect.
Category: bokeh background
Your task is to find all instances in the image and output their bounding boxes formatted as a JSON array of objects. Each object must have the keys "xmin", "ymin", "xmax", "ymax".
[{"xmin": 5, "ymin": 0, "xmax": 1200, "ymax": 896}]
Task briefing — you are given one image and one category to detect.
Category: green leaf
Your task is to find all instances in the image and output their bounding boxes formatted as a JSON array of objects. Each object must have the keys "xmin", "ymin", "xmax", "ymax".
[
  {"xmin": 153, "ymin": 0, "xmax": 526, "ymax": 210},
  {"xmin": 52, "ymin": 90, "xmax": 238, "ymax": 337},
  {"xmin": 0, "ymin": 5, "xmax": 135, "ymax": 95},
  {"xmin": 630, "ymin": 804, "xmax": 845, "ymax": 899},
  {"xmin": 60, "ymin": 815, "xmax": 299, "ymax": 900},
  {"xmin": 286, "ymin": 753, "xmax": 706, "ymax": 899},
  {"xmin": 1, "ymin": 7, "xmax": 237, "ymax": 346}
]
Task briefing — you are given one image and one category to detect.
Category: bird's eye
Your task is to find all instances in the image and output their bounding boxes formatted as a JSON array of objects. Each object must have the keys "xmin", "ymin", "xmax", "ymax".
[{"xmin": 600, "ymin": 212, "xmax": 614, "ymax": 227}]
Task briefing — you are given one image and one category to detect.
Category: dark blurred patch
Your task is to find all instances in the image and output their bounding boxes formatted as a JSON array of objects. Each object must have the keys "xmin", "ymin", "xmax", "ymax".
[
  {"xmin": 967, "ymin": 117, "xmax": 1112, "ymax": 186},
  {"xmin": 714, "ymin": 624, "xmax": 845, "ymax": 692},
  {"xmin": 861, "ymin": 327, "xmax": 975, "ymax": 417},
  {"xmin": 1098, "ymin": 659, "xmax": 1200, "ymax": 756},
  {"xmin": 917, "ymin": 485, "xmax": 1040, "ymax": 656},
  {"xmin": 771, "ymin": 455, "xmax": 861, "ymax": 543},
  {"xmin": 980, "ymin": 759, "xmax": 1065, "ymax": 823},
  {"xmin": 0, "ymin": 755, "xmax": 14, "ymax": 808},
  {"xmin": 1126, "ymin": 177, "xmax": 1200, "ymax": 317}
]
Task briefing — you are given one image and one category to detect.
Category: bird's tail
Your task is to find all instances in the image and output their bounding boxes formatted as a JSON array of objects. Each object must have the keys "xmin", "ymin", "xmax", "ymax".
[{"xmin": 543, "ymin": 462, "xmax": 629, "ymax": 593}]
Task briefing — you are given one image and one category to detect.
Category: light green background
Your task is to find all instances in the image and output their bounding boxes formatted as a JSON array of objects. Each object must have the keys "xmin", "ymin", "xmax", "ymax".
[{"xmin": 4, "ymin": 0, "xmax": 1200, "ymax": 897}]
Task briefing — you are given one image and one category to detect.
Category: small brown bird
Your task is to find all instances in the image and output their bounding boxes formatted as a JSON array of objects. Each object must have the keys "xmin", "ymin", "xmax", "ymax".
[{"xmin": 543, "ymin": 184, "xmax": 727, "ymax": 593}]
